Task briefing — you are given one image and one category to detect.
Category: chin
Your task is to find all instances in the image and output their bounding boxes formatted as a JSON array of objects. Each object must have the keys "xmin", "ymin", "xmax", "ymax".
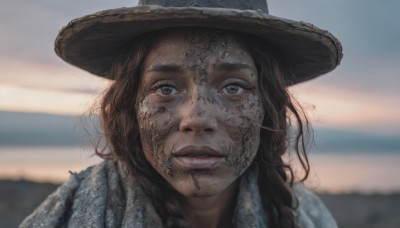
[
  {"xmin": 178, "ymin": 185, "xmax": 223, "ymax": 198},
  {"xmin": 170, "ymin": 173, "xmax": 236, "ymax": 198}
]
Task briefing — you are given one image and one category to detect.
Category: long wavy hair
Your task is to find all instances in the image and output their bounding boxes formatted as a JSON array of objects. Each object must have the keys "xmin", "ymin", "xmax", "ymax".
[{"xmin": 95, "ymin": 29, "xmax": 311, "ymax": 228}]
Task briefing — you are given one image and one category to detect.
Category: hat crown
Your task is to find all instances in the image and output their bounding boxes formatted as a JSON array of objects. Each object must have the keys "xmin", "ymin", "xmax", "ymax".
[{"xmin": 139, "ymin": 0, "xmax": 269, "ymax": 13}]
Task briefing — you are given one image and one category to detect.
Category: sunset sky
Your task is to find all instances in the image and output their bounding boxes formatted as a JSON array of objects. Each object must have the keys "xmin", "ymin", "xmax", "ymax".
[{"xmin": 1, "ymin": 0, "xmax": 399, "ymax": 134}]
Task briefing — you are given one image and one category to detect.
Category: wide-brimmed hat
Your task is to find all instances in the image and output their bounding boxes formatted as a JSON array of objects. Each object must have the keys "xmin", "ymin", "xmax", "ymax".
[{"xmin": 55, "ymin": 0, "xmax": 343, "ymax": 85}]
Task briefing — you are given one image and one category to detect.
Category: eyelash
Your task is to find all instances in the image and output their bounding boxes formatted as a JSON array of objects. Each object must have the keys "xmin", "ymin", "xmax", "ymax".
[
  {"xmin": 150, "ymin": 81, "xmax": 179, "ymax": 96},
  {"xmin": 220, "ymin": 80, "xmax": 253, "ymax": 92},
  {"xmin": 149, "ymin": 80, "xmax": 253, "ymax": 94},
  {"xmin": 151, "ymin": 81, "xmax": 175, "ymax": 90}
]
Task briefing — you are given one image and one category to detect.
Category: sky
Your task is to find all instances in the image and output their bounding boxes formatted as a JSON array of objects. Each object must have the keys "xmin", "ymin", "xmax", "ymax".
[{"xmin": 0, "ymin": 0, "xmax": 399, "ymax": 135}]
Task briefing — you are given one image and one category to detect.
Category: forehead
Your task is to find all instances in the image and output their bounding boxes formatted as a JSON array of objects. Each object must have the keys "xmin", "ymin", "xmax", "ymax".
[
  {"xmin": 143, "ymin": 29, "xmax": 255, "ymax": 67},
  {"xmin": 159, "ymin": 29, "xmax": 239, "ymax": 48}
]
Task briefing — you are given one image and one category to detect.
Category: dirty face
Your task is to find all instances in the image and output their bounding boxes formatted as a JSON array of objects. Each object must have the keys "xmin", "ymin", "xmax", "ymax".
[{"xmin": 136, "ymin": 29, "xmax": 264, "ymax": 197}]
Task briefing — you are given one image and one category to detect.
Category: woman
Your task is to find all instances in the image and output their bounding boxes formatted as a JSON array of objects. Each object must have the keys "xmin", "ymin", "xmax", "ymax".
[{"xmin": 21, "ymin": 0, "xmax": 342, "ymax": 227}]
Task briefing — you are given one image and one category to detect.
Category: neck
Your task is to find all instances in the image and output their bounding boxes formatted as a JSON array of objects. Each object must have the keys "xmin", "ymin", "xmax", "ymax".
[{"xmin": 182, "ymin": 181, "xmax": 239, "ymax": 228}]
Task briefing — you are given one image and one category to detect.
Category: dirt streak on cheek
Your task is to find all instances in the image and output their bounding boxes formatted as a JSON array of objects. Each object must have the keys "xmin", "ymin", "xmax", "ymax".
[
  {"xmin": 137, "ymin": 96, "xmax": 177, "ymax": 176},
  {"xmin": 225, "ymin": 125, "xmax": 260, "ymax": 176},
  {"xmin": 224, "ymin": 97, "xmax": 264, "ymax": 176}
]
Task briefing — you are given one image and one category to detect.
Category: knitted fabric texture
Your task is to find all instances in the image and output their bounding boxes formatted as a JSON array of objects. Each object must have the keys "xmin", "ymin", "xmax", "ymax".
[{"xmin": 20, "ymin": 161, "xmax": 337, "ymax": 227}]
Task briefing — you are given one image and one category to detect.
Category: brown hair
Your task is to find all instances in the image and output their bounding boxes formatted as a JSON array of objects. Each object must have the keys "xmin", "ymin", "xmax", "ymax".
[{"xmin": 95, "ymin": 30, "xmax": 310, "ymax": 228}]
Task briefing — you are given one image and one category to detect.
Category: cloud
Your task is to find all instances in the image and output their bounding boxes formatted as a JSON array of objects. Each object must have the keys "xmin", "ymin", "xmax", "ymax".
[
  {"xmin": 0, "ymin": 111, "xmax": 88, "ymax": 146},
  {"xmin": 0, "ymin": 0, "xmax": 137, "ymax": 66},
  {"xmin": 0, "ymin": 84, "xmax": 99, "ymax": 115},
  {"xmin": 289, "ymin": 83, "xmax": 400, "ymax": 133},
  {"xmin": 269, "ymin": 0, "xmax": 400, "ymax": 58},
  {"xmin": 0, "ymin": 59, "xmax": 108, "ymax": 93},
  {"xmin": 269, "ymin": 0, "xmax": 400, "ymax": 96},
  {"xmin": 313, "ymin": 128, "xmax": 400, "ymax": 153}
]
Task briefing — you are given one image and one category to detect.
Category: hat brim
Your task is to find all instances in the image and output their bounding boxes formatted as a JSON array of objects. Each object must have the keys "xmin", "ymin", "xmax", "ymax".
[{"xmin": 55, "ymin": 5, "xmax": 343, "ymax": 85}]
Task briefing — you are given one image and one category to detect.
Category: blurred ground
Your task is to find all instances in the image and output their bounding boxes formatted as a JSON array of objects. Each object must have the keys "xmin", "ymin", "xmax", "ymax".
[
  {"xmin": 0, "ymin": 180, "xmax": 58, "ymax": 228},
  {"xmin": 1, "ymin": 180, "xmax": 399, "ymax": 228},
  {"xmin": 319, "ymin": 193, "xmax": 400, "ymax": 228}
]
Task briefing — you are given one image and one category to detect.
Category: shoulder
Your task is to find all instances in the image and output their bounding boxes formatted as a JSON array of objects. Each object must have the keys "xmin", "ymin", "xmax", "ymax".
[
  {"xmin": 19, "ymin": 161, "xmax": 119, "ymax": 228},
  {"xmin": 293, "ymin": 184, "xmax": 338, "ymax": 228}
]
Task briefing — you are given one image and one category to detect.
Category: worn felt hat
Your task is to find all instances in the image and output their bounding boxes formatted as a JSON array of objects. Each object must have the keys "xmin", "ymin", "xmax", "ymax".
[{"xmin": 55, "ymin": 0, "xmax": 343, "ymax": 84}]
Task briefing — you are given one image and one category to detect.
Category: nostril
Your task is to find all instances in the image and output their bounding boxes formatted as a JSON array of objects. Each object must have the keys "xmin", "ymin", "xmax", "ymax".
[
  {"xmin": 179, "ymin": 113, "xmax": 217, "ymax": 133},
  {"xmin": 183, "ymin": 127, "xmax": 193, "ymax": 132},
  {"xmin": 204, "ymin": 128, "xmax": 213, "ymax": 132},
  {"xmin": 181, "ymin": 127, "xmax": 213, "ymax": 133}
]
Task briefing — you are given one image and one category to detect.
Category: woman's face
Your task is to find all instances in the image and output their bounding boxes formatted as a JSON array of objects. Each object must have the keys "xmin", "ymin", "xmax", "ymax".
[{"xmin": 136, "ymin": 29, "xmax": 264, "ymax": 197}]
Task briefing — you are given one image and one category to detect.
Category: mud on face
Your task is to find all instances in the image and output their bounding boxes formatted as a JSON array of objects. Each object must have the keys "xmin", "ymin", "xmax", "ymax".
[
  {"xmin": 183, "ymin": 29, "xmax": 234, "ymax": 85},
  {"xmin": 135, "ymin": 28, "xmax": 265, "ymax": 196}
]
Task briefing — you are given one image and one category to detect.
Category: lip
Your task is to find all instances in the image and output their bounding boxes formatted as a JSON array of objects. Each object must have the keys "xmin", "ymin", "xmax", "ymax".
[{"xmin": 173, "ymin": 146, "xmax": 225, "ymax": 169}]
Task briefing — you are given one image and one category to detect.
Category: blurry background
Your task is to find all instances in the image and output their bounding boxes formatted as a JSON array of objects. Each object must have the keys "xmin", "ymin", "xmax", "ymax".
[{"xmin": 1, "ymin": 0, "xmax": 399, "ymax": 227}]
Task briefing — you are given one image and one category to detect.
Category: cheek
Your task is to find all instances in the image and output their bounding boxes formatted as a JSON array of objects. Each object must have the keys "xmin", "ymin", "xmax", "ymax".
[
  {"xmin": 223, "ymin": 95, "xmax": 264, "ymax": 176},
  {"xmin": 136, "ymin": 96, "xmax": 177, "ymax": 176}
]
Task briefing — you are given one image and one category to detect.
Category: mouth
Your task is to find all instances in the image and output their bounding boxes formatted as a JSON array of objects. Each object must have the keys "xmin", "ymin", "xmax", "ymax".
[{"xmin": 173, "ymin": 146, "xmax": 226, "ymax": 169}]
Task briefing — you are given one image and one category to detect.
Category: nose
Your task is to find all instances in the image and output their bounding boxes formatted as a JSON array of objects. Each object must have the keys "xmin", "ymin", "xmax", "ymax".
[{"xmin": 179, "ymin": 91, "xmax": 217, "ymax": 134}]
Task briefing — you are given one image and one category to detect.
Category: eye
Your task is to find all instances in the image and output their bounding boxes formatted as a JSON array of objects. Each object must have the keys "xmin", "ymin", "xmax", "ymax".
[
  {"xmin": 158, "ymin": 85, "xmax": 178, "ymax": 96},
  {"xmin": 222, "ymin": 84, "xmax": 244, "ymax": 95}
]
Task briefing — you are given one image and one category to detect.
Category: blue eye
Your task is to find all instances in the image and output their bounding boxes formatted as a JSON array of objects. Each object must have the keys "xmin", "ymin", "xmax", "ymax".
[
  {"xmin": 222, "ymin": 84, "xmax": 244, "ymax": 95},
  {"xmin": 158, "ymin": 85, "xmax": 178, "ymax": 96}
]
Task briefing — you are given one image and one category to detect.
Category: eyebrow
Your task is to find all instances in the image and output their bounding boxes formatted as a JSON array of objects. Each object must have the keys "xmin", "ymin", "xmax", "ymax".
[
  {"xmin": 146, "ymin": 62, "xmax": 255, "ymax": 74},
  {"xmin": 146, "ymin": 64, "xmax": 183, "ymax": 73},
  {"xmin": 216, "ymin": 63, "xmax": 256, "ymax": 72}
]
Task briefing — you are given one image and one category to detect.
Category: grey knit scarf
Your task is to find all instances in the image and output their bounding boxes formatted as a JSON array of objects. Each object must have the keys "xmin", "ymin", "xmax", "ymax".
[{"xmin": 20, "ymin": 161, "xmax": 337, "ymax": 228}]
